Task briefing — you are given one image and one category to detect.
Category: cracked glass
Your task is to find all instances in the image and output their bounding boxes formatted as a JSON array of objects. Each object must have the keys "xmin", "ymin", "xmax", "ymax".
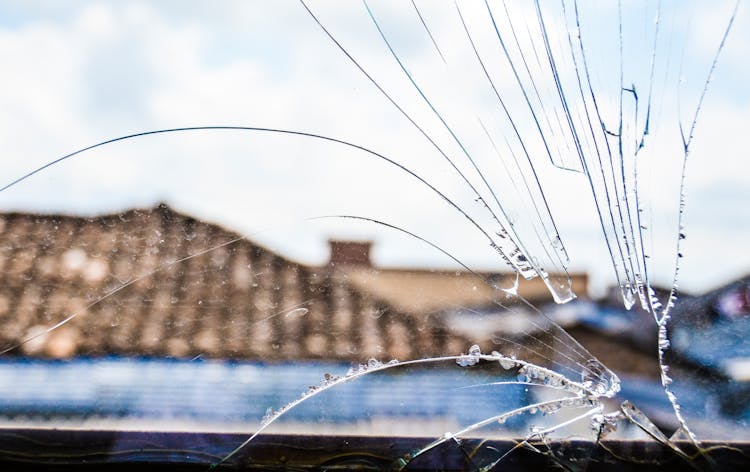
[{"xmin": 0, "ymin": 1, "xmax": 747, "ymax": 470}]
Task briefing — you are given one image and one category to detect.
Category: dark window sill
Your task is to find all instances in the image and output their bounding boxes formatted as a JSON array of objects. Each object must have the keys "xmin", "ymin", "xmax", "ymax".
[{"xmin": 0, "ymin": 428, "xmax": 747, "ymax": 471}]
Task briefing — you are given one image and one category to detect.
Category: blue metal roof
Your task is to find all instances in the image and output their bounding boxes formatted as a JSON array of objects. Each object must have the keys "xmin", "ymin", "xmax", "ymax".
[
  {"xmin": 671, "ymin": 318, "xmax": 750, "ymax": 372},
  {"xmin": 0, "ymin": 357, "xmax": 529, "ymax": 427}
]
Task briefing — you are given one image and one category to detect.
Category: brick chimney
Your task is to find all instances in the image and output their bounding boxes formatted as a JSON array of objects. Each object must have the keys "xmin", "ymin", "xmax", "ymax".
[{"xmin": 328, "ymin": 240, "xmax": 372, "ymax": 267}]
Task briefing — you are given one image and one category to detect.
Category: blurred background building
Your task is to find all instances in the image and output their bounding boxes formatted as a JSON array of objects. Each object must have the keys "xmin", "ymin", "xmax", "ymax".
[{"xmin": 0, "ymin": 205, "xmax": 746, "ymax": 438}]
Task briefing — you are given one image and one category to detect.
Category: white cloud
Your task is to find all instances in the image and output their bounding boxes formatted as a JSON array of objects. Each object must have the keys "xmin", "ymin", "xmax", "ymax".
[{"xmin": 0, "ymin": 0, "xmax": 746, "ymax": 295}]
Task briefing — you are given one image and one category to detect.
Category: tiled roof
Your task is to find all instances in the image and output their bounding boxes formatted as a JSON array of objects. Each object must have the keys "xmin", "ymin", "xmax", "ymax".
[
  {"xmin": 344, "ymin": 267, "xmax": 588, "ymax": 316},
  {"xmin": 0, "ymin": 205, "xmax": 474, "ymax": 361},
  {"xmin": 0, "ymin": 204, "xmax": 679, "ymax": 388}
]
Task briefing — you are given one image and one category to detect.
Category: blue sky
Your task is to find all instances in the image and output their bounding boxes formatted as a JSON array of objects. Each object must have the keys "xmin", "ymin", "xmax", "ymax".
[{"xmin": 0, "ymin": 0, "xmax": 747, "ymax": 297}]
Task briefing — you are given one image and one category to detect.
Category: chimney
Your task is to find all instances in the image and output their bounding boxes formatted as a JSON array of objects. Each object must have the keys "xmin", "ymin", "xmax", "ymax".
[{"xmin": 328, "ymin": 240, "xmax": 372, "ymax": 267}]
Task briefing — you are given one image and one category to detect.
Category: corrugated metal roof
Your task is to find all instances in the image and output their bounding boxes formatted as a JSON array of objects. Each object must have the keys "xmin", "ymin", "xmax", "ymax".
[{"xmin": 0, "ymin": 357, "xmax": 529, "ymax": 430}]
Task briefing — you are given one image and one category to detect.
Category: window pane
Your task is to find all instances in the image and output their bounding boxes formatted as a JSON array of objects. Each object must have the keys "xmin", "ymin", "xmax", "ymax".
[{"xmin": 0, "ymin": 1, "xmax": 746, "ymax": 469}]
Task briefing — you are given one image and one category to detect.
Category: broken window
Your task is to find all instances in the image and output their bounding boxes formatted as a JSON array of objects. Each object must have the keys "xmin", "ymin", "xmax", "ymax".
[{"xmin": 0, "ymin": 1, "xmax": 747, "ymax": 470}]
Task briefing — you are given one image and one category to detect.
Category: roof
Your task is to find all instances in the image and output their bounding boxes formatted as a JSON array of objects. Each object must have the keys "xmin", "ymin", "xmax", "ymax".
[
  {"xmin": 0, "ymin": 357, "xmax": 528, "ymax": 431},
  {"xmin": 343, "ymin": 268, "xmax": 588, "ymax": 317},
  {"xmin": 0, "ymin": 204, "xmax": 474, "ymax": 361},
  {"xmin": 670, "ymin": 275, "xmax": 750, "ymax": 324},
  {"xmin": 668, "ymin": 275, "xmax": 750, "ymax": 381}
]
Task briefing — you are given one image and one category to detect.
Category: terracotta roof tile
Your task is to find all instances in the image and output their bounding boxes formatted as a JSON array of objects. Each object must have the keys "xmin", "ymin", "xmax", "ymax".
[{"xmin": 0, "ymin": 205, "xmax": 480, "ymax": 362}]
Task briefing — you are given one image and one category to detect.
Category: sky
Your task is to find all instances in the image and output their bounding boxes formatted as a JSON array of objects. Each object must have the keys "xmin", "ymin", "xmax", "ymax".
[{"xmin": 0, "ymin": 0, "xmax": 747, "ymax": 297}]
